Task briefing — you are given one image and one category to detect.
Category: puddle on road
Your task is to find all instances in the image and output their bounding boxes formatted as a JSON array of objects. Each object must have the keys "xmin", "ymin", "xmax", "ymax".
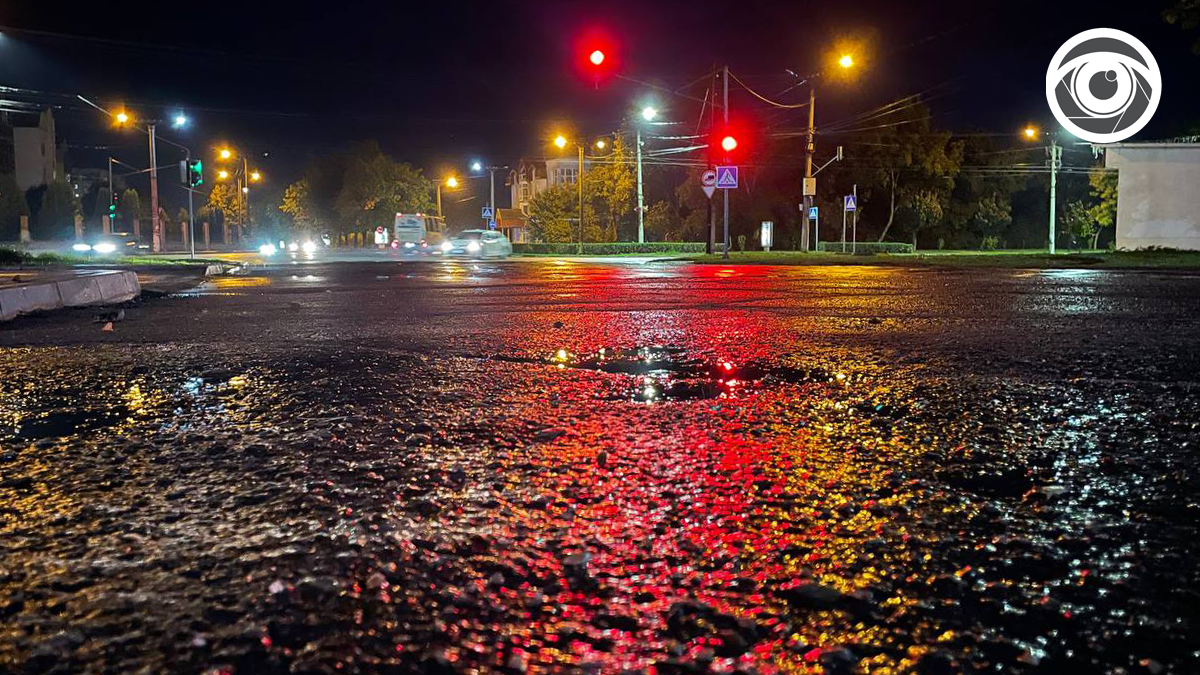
[
  {"xmin": 493, "ymin": 345, "xmax": 854, "ymax": 403},
  {"xmin": 13, "ymin": 406, "xmax": 130, "ymax": 439}
]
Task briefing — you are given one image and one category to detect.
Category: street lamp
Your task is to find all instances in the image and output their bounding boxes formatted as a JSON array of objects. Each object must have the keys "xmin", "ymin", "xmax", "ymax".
[
  {"xmin": 471, "ymin": 161, "xmax": 483, "ymax": 172},
  {"xmin": 435, "ymin": 176, "xmax": 458, "ymax": 218},
  {"xmin": 552, "ymin": 134, "xmax": 585, "ymax": 254},
  {"xmin": 1022, "ymin": 125, "xmax": 1061, "ymax": 254},
  {"xmin": 470, "ymin": 161, "xmax": 509, "ymax": 229},
  {"xmin": 173, "ymin": 114, "xmax": 188, "ymax": 128},
  {"xmin": 114, "ymin": 111, "xmax": 131, "ymax": 126},
  {"xmin": 218, "ymin": 148, "xmax": 233, "ymax": 160},
  {"xmin": 250, "ymin": 171, "xmax": 261, "ymax": 182},
  {"xmin": 217, "ymin": 169, "xmax": 230, "ymax": 180},
  {"xmin": 792, "ymin": 49, "xmax": 859, "ymax": 251},
  {"xmin": 595, "ymin": 139, "xmax": 607, "ymax": 150},
  {"xmin": 641, "ymin": 106, "xmax": 657, "ymax": 122}
]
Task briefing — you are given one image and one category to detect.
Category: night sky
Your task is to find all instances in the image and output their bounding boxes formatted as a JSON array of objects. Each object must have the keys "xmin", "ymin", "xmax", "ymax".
[{"xmin": 1, "ymin": 0, "xmax": 1197, "ymax": 217}]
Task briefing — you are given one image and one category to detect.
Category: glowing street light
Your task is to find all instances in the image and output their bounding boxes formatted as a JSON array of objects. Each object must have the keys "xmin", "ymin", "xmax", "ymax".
[
  {"xmin": 1023, "ymin": 126, "xmax": 1039, "ymax": 139},
  {"xmin": 173, "ymin": 114, "xmax": 188, "ymax": 128},
  {"xmin": 114, "ymin": 111, "xmax": 131, "ymax": 125},
  {"xmin": 838, "ymin": 54, "xmax": 854, "ymax": 69},
  {"xmin": 641, "ymin": 106, "xmax": 658, "ymax": 122},
  {"xmin": 595, "ymin": 139, "xmax": 607, "ymax": 150},
  {"xmin": 250, "ymin": 170, "xmax": 262, "ymax": 182},
  {"xmin": 471, "ymin": 161, "xmax": 483, "ymax": 172},
  {"xmin": 218, "ymin": 148, "xmax": 233, "ymax": 160},
  {"xmin": 217, "ymin": 169, "xmax": 230, "ymax": 180},
  {"xmin": 554, "ymin": 134, "xmax": 568, "ymax": 149},
  {"xmin": 446, "ymin": 176, "xmax": 458, "ymax": 188}
]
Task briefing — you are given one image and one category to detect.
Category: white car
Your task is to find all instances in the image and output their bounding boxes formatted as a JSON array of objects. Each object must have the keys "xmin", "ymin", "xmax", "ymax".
[{"xmin": 441, "ymin": 230, "xmax": 512, "ymax": 258}]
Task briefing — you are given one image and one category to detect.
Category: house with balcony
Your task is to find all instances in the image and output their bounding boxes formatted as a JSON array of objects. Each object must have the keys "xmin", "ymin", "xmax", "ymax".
[{"xmin": 506, "ymin": 157, "xmax": 592, "ymax": 243}]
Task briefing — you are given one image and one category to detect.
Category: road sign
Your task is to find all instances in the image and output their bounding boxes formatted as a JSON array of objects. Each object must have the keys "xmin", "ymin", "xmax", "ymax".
[
  {"xmin": 481, "ymin": 206, "xmax": 494, "ymax": 219},
  {"xmin": 374, "ymin": 226, "xmax": 388, "ymax": 245},
  {"xmin": 716, "ymin": 166, "xmax": 738, "ymax": 189},
  {"xmin": 844, "ymin": 194, "xmax": 857, "ymax": 212},
  {"xmin": 487, "ymin": 219, "xmax": 497, "ymax": 230},
  {"xmin": 701, "ymin": 169, "xmax": 717, "ymax": 199},
  {"xmin": 808, "ymin": 206, "xmax": 819, "ymax": 220}
]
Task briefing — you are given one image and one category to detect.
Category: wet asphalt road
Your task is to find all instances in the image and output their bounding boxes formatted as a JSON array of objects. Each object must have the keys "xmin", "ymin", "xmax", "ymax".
[{"xmin": 2, "ymin": 260, "xmax": 1199, "ymax": 675}]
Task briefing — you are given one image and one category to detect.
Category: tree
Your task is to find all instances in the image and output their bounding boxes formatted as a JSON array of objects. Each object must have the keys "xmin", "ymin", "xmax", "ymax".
[
  {"xmin": 119, "ymin": 189, "xmax": 142, "ymax": 229},
  {"xmin": 334, "ymin": 141, "xmax": 434, "ymax": 233},
  {"xmin": 206, "ymin": 182, "xmax": 242, "ymax": 227},
  {"xmin": 280, "ymin": 178, "xmax": 318, "ymax": 230},
  {"xmin": 36, "ymin": 180, "xmax": 80, "ymax": 239},
  {"xmin": 1088, "ymin": 168, "xmax": 1118, "ymax": 249},
  {"xmin": 0, "ymin": 173, "xmax": 29, "ymax": 240},
  {"xmin": 643, "ymin": 201, "xmax": 673, "ymax": 241},
  {"xmin": 906, "ymin": 190, "xmax": 946, "ymax": 248},
  {"xmin": 1165, "ymin": 0, "xmax": 1200, "ymax": 54},
  {"xmin": 527, "ymin": 183, "xmax": 583, "ymax": 243},
  {"xmin": 583, "ymin": 134, "xmax": 635, "ymax": 242},
  {"xmin": 845, "ymin": 103, "xmax": 962, "ymax": 244},
  {"xmin": 1062, "ymin": 201, "xmax": 1096, "ymax": 250}
]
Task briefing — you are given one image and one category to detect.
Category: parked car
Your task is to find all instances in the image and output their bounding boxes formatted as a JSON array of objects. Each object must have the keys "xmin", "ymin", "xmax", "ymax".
[{"xmin": 441, "ymin": 229, "xmax": 512, "ymax": 258}]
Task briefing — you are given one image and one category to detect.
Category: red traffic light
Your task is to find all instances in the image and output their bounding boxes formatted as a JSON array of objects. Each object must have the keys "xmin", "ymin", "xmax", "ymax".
[
  {"xmin": 721, "ymin": 136, "xmax": 738, "ymax": 152},
  {"xmin": 589, "ymin": 49, "xmax": 605, "ymax": 66}
]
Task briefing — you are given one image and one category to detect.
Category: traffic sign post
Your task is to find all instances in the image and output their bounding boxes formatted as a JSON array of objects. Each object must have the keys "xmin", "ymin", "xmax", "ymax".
[
  {"xmin": 808, "ymin": 206, "xmax": 819, "ymax": 250},
  {"xmin": 481, "ymin": 206, "xmax": 494, "ymax": 220},
  {"xmin": 487, "ymin": 219, "xmax": 497, "ymax": 230},
  {"xmin": 841, "ymin": 188, "xmax": 858, "ymax": 253}
]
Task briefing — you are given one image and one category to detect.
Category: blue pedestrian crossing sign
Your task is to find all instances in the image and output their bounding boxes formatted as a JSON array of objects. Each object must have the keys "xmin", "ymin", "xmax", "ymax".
[
  {"xmin": 481, "ymin": 206, "xmax": 494, "ymax": 219},
  {"xmin": 808, "ymin": 206, "xmax": 819, "ymax": 220},
  {"xmin": 715, "ymin": 165, "xmax": 738, "ymax": 189},
  {"xmin": 844, "ymin": 195, "xmax": 857, "ymax": 212}
]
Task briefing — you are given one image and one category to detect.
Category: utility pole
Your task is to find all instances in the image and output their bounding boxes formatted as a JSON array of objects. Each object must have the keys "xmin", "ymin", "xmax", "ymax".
[
  {"xmin": 802, "ymin": 86, "xmax": 816, "ymax": 251},
  {"xmin": 851, "ymin": 184, "xmax": 858, "ymax": 254},
  {"xmin": 578, "ymin": 144, "xmax": 584, "ymax": 255},
  {"xmin": 187, "ymin": 150, "xmax": 196, "ymax": 260},
  {"xmin": 148, "ymin": 124, "xmax": 162, "ymax": 253},
  {"xmin": 636, "ymin": 125, "xmax": 645, "ymax": 243},
  {"xmin": 722, "ymin": 65, "xmax": 730, "ymax": 259},
  {"xmin": 489, "ymin": 168, "xmax": 496, "ymax": 226},
  {"xmin": 108, "ymin": 157, "xmax": 115, "ymax": 212},
  {"xmin": 1048, "ymin": 137, "xmax": 1061, "ymax": 254}
]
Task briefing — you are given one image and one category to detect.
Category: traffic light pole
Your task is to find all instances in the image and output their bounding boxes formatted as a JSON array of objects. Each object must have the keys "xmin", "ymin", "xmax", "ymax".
[
  {"xmin": 187, "ymin": 149, "xmax": 196, "ymax": 260},
  {"xmin": 722, "ymin": 65, "xmax": 730, "ymax": 259},
  {"xmin": 578, "ymin": 144, "xmax": 584, "ymax": 255}
]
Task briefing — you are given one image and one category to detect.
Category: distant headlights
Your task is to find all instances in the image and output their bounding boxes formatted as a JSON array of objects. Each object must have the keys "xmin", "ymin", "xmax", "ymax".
[
  {"xmin": 467, "ymin": 241, "xmax": 481, "ymax": 253},
  {"xmin": 72, "ymin": 243, "xmax": 92, "ymax": 252},
  {"xmin": 301, "ymin": 241, "xmax": 317, "ymax": 254},
  {"xmin": 92, "ymin": 242, "xmax": 118, "ymax": 254},
  {"xmin": 259, "ymin": 243, "xmax": 277, "ymax": 256},
  {"xmin": 441, "ymin": 241, "xmax": 453, "ymax": 253}
]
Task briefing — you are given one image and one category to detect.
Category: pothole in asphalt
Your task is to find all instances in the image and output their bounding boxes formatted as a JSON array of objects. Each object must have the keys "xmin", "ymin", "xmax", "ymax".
[{"xmin": 492, "ymin": 346, "xmax": 851, "ymax": 403}]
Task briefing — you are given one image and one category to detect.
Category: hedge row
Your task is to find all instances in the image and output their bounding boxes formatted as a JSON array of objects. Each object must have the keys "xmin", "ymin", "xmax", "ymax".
[
  {"xmin": 816, "ymin": 241, "xmax": 915, "ymax": 254},
  {"xmin": 513, "ymin": 242, "xmax": 708, "ymax": 255}
]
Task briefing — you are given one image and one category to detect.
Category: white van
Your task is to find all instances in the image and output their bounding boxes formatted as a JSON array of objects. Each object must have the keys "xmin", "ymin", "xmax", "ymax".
[{"xmin": 393, "ymin": 213, "xmax": 448, "ymax": 253}]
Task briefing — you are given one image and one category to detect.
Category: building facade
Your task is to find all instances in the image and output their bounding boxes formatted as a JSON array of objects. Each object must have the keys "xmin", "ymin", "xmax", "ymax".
[
  {"xmin": 1104, "ymin": 143, "xmax": 1200, "ymax": 251},
  {"xmin": 13, "ymin": 109, "xmax": 59, "ymax": 191}
]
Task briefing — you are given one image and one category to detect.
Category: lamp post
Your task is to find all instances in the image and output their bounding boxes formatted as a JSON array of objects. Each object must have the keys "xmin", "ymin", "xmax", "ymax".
[
  {"xmin": 636, "ymin": 106, "xmax": 659, "ymax": 243},
  {"xmin": 1023, "ymin": 126, "xmax": 1062, "ymax": 254},
  {"xmin": 435, "ymin": 175, "xmax": 458, "ymax": 219},
  {"xmin": 215, "ymin": 147, "xmax": 263, "ymax": 245},
  {"xmin": 793, "ymin": 53, "xmax": 856, "ymax": 251},
  {"xmin": 471, "ymin": 161, "xmax": 509, "ymax": 227},
  {"xmin": 554, "ymin": 135, "xmax": 586, "ymax": 254}
]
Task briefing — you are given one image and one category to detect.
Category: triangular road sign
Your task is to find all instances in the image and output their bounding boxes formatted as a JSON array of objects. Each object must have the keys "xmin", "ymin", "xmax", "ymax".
[{"xmin": 844, "ymin": 195, "xmax": 857, "ymax": 211}]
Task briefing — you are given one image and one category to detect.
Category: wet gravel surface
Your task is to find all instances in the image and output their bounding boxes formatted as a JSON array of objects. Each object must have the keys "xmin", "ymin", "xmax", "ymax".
[{"xmin": 2, "ymin": 261, "xmax": 1199, "ymax": 675}]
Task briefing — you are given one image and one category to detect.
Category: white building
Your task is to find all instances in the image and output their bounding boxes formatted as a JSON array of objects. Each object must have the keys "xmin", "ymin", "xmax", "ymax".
[
  {"xmin": 1104, "ymin": 142, "xmax": 1200, "ymax": 251},
  {"xmin": 13, "ymin": 109, "xmax": 58, "ymax": 191},
  {"xmin": 508, "ymin": 157, "xmax": 592, "ymax": 216}
]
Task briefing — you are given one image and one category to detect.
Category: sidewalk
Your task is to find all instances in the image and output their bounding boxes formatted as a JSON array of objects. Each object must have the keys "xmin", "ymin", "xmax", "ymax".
[{"xmin": 0, "ymin": 269, "xmax": 141, "ymax": 321}]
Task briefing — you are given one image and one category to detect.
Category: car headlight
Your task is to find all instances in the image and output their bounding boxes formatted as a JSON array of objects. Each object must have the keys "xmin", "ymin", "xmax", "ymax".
[
  {"xmin": 404, "ymin": 242, "xmax": 415, "ymax": 249},
  {"xmin": 259, "ymin": 243, "xmax": 277, "ymax": 256},
  {"xmin": 288, "ymin": 242, "xmax": 298, "ymax": 252},
  {"xmin": 93, "ymin": 242, "xmax": 118, "ymax": 254},
  {"xmin": 72, "ymin": 243, "xmax": 92, "ymax": 252},
  {"xmin": 301, "ymin": 241, "xmax": 317, "ymax": 254},
  {"xmin": 467, "ymin": 241, "xmax": 481, "ymax": 253},
  {"xmin": 441, "ymin": 241, "xmax": 453, "ymax": 252}
]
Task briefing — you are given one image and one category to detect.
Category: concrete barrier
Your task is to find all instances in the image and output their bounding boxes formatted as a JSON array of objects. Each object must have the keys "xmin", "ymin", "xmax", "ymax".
[{"xmin": 0, "ymin": 271, "xmax": 140, "ymax": 321}]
